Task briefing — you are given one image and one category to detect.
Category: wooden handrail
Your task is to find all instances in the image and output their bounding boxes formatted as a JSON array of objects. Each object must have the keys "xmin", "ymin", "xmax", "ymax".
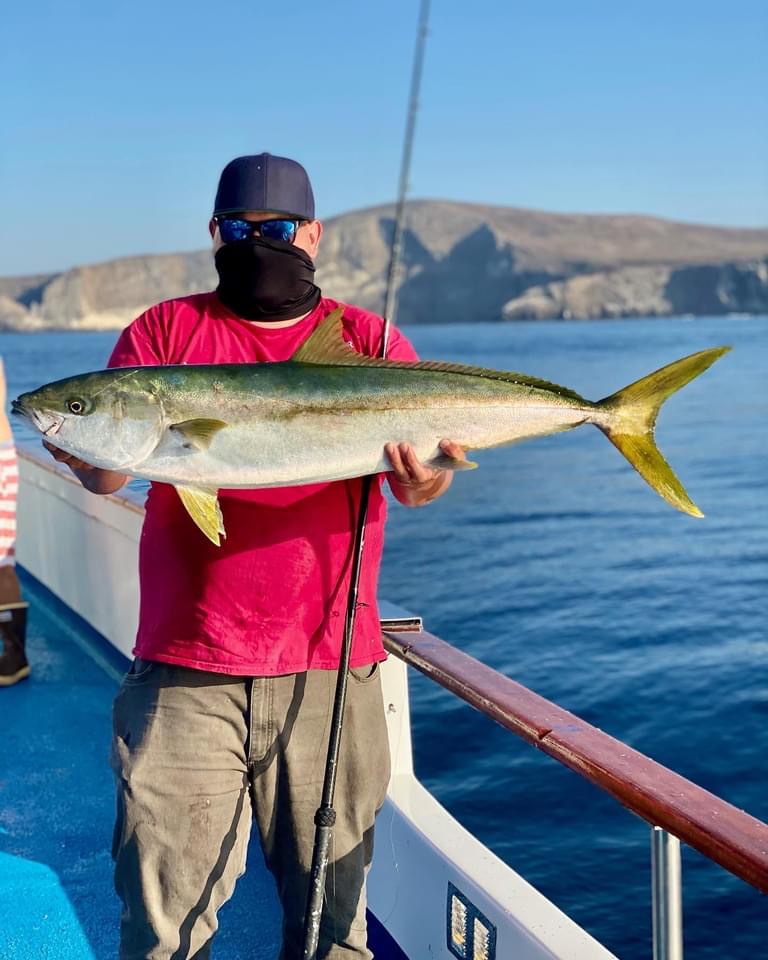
[{"xmin": 383, "ymin": 628, "xmax": 768, "ymax": 895}]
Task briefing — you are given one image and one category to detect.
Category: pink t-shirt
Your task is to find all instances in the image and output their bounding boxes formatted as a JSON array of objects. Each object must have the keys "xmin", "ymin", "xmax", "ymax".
[{"xmin": 108, "ymin": 293, "xmax": 418, "ymax": 675}]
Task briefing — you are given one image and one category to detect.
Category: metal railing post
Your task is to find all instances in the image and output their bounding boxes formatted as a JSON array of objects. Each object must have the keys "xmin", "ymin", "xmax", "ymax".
[{"xmin": 651, "ymin": 826, "xmax": 684, "ymax": 960}]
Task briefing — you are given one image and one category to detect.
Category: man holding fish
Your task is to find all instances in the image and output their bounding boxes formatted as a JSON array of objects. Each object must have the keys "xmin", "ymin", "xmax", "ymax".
[
  {"xmin": 26, "ymin": 152, "xmax": 727, "ymax": 960},
  {"xmin": 44, "ymin": 154, "xmax": 462, "ymax": 959}
]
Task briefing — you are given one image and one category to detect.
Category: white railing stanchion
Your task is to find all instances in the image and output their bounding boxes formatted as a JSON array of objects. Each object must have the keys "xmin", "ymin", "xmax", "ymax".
[{"xmin": 651, "ymin": 826, "xmax": 684, "ymax": 960}]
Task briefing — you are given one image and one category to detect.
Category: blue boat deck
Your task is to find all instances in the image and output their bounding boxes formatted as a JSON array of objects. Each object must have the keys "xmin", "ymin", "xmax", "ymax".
[{"xmin": 0, "ymin": 573, "xmax": 288, "ymax": 959}]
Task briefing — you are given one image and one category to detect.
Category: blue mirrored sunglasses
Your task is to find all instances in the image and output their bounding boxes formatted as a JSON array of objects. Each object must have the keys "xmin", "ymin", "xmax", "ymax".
[{"xmin": 216, "ymin": 217, "xmax": 302, "ymax": 245}]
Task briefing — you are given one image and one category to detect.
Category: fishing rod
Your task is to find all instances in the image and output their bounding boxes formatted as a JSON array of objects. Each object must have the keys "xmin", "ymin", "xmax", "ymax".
[{"xmin": 301, "ymin": 2, "xmax": 431, "ymax": 957}]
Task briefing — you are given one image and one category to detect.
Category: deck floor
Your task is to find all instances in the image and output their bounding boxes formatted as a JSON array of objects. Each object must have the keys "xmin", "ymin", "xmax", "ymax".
[{"xmin": 0, "ymin": 573, "xmax": 284, "ymax": 959}]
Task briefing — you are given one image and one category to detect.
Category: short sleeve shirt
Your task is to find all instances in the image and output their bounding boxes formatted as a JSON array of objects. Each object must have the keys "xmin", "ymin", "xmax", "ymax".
[{"xmin": 108, "ymin": 293, "xmax": 418, "ymax": 675}]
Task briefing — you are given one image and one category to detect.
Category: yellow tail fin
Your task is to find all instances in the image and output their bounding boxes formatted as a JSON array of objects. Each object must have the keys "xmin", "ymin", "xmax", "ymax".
[{"xmin": 596, "ymin": 346, "xmax": 731, "ymax": 517}]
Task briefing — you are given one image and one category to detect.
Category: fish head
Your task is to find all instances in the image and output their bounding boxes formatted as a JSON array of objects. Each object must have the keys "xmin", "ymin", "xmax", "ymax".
[{"xmin": 13, "ymin": 368, "xmax": 165, "ymax": 471}]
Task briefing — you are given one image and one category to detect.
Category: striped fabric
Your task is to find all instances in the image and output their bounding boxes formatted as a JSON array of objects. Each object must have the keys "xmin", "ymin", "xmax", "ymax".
[{"xmin": 0, "ymin": 441, "xmax": 18, "ymax": 567}]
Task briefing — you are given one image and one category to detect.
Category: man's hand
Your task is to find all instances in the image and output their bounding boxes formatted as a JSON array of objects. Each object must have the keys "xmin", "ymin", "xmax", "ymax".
[
  {"xmin": 42, "ymin": 439, "xmax": 128, "ymax": 495},
  {"xmin": 385, "ymin": 439, "xmax": 464, "ymax": 507},
  {"xmin": 43, "ymin": 439, "xmax": 94, "ymax": 473}
]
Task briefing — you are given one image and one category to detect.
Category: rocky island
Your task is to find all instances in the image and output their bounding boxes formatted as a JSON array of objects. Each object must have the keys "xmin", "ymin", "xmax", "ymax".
[{"xmin": 1, "ymin": 201, "xmax": 766, "ymax": 330}]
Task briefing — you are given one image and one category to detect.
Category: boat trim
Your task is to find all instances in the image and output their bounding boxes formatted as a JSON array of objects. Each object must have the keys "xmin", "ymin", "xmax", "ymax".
[{"xmin": 382, "ymin": 628, "xmax": 768, "ymax": 895}]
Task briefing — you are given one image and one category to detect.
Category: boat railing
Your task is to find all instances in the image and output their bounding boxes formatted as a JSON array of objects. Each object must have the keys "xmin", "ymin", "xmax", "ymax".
[{"xmin": 383, "ymin": 627, "xmax": 768, "ymax": 960}]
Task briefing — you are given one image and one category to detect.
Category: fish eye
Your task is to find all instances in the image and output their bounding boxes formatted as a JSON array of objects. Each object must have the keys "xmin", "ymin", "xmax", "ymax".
[{"xmin": 67, "ymin": 398, "xmax": 87, "ymax": 415}]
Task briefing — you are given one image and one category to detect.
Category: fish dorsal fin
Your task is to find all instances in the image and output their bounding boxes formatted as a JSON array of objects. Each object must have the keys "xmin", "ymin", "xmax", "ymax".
[
  {"xmin": 291, "ymin": 306, "xmax": 585, "ymax": 402},
  {"xmin": 175, "ymin": 485, "xmax": 226, "ymax": 546},
  {"xmin": 291, "ymin": 307, "xmax": 359, "ymax": 364},
  {"xmin": 369, "ymin": 361, "xmax": 587, "ymax": 401}
]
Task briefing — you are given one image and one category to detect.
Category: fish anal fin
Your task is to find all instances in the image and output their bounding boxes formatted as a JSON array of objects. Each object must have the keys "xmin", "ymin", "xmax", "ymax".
[
  {"xmin": 175, "ymin": 485, "xmax": 226, "ymax": 545},
  {"xmin": 426, "ymin": 451, "xmax": 478, "ymax": 472},
  {"xmin": 169, "ymin": 418, "xmax": 228, "ymax": 451}
]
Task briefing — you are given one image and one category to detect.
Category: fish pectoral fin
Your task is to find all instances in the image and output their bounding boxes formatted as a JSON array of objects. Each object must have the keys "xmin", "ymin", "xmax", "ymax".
[
  {"xmin": 169, "ymin": 418, "xmax": 228, "ymax": 451},
  {"xmin": 175, "ymin": 485, "xmax": 226, "ymax": 546},
  {"xmin": 425, "ymin": 451, "xmax": 478, "ymax": 471}
]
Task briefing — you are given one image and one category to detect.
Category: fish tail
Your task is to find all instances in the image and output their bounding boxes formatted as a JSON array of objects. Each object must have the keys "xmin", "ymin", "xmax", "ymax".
[{"xmin": 594, "ymin": 346, "xmax": 731, "ymax": 518}]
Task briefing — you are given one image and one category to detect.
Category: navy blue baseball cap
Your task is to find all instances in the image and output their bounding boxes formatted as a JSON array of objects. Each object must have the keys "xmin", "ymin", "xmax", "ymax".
[{"xmin": 213, "ymin": 153, "xmax": 315, "ymax": 220}]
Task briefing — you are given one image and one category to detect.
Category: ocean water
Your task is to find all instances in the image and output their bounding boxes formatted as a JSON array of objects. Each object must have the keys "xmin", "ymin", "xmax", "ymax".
[{"xmin": 2, "ymin": 315, "xmax": 766, "ymax": 959}]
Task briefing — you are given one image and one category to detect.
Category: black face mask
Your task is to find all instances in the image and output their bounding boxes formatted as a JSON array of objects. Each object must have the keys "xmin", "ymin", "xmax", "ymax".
[{"xmin": 214, "ymin": 237, "xmax": 321, "ymax": 321}]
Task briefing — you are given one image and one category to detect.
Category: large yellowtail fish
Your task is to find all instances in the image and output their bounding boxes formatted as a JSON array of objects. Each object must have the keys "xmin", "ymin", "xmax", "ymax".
[{"xmin": 13, "ymin": 309, "xmax": 729, "ymax": 545}]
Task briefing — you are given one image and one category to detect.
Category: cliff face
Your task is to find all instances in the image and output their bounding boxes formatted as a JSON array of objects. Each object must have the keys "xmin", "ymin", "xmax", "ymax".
[
  {"xmin": 502, "ymin": 260, "xmax": 768, "ymax": 320},
  {"xmin": 0, "ymin": 253, "xmax": 216, "ymax": 331},
  {"xmin": 2, "ymin": 202, "xmax": 767, "ymax": 330}
]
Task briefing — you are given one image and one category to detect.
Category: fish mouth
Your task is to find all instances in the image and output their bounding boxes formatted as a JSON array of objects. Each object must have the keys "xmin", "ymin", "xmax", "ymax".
[
  {"xmin": 11, "ymin": 399, "xmax": 63, "ymax": 437},
  {"xmin": 10, "ymin": 398, "xmax": 28, "ymax": 420}
]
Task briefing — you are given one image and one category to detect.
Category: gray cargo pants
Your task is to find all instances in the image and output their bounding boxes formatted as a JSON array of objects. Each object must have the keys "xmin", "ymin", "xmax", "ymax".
[{"xmin": 110, "ymin": 658, "xmax": 391, "ymax": 960}]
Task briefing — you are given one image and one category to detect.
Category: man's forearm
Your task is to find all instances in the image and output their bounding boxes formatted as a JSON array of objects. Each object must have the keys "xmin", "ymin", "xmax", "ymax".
[{"xmin": 73, "ymin": 466, "xmax": 129, "ymax": 495}]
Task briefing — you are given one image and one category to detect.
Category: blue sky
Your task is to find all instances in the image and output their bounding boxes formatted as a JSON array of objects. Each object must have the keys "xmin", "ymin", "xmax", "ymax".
[{"xmin": 2, "ymin": 0, "xmax": 767, "ymax": 276}]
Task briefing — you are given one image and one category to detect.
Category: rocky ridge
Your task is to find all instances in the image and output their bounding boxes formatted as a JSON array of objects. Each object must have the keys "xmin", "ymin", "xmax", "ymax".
[{"xmin": 2, "ymin": 201, "xmax": 766, "ymax": 330}]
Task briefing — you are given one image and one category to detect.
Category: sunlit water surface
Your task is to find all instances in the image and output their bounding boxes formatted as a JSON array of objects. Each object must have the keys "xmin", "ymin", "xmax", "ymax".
[{"xmin": 2, "ymin": 314, "xmax": 766, "ymax": 959}]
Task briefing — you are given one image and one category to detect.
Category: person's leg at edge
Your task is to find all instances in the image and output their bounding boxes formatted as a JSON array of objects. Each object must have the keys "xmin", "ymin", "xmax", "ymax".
[
  {"xmin": 251, "ymin": 664, "xmax": 391, "ymax": 960},
  {"xmin": 110, "ymin": 660, "xmax": 254, "ymax": 959}
]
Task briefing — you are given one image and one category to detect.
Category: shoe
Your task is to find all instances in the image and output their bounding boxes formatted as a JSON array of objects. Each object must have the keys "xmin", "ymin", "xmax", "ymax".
[{"xmin": 0, "ymin": 602, "xmax": 30, "ymax": 686}]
